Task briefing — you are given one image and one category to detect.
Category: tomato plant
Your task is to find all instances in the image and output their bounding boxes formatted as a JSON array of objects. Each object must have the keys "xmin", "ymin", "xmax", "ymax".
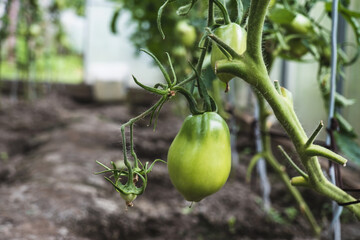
[
  {"xmin": 96, "ymin": 0, "xmax": 360, "ymax": 230},
  {"xmin": 167, "ymin": 112, "xmax": 231, "ymax": 202}
]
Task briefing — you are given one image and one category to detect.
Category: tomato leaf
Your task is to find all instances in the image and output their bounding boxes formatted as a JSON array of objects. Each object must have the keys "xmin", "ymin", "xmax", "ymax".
[{"xmin": 334, "ymin": 132, "xmax": 360, "ymax": 166}]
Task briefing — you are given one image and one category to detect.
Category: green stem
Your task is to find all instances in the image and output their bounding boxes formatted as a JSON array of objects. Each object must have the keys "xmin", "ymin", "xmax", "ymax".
[
  {"xmin": 247, "ymin": 0, "xmax": 270, "ymax": 62},
  {"xmin": 258, "ymin": 73, "xmax": 360, "ymax": 218},
  {"xmin": 213, "ymin": 0, "xmax": 231, "ymax": 24},
  {"xmin": 208, "ymin": 0, "xmax": 215, "ymax": 27},
  {"xmin": 255, "ymin": 92, "xmax": 321, "ymax": 235},
  {"xmin": 191, "ymin": 38, "xmax": 212, "ymax": 112},
  {"xmin": 278, "ymin": 145, "xmax": 309, "ymax": 179},
  {"xmin": 305, "ymin": 121, "xmax": 324, "ymax": 148},
  {"xmin": 218, "ymin": 0, "xmax": 360, "ymax": 220},
  {"xmin": 173, "ymin": 86, "xmax": 204, "ymax": 115},
  {"xmin": 121, "ymin": 97, "xmax": 167, "ymax": 183},
  {"xmin": 130, "ymin": 124, "xmax": 139, "ymax": 169}
]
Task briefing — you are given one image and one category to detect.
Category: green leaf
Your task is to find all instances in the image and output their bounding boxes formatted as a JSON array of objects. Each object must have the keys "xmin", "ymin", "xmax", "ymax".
[
  {"xmin": 268, "ymin": 5, "xmax": 296, "ymax": 24},
  {"xmin": 334, "ymin": 132, "xmax": 360, "ymax": 166}
]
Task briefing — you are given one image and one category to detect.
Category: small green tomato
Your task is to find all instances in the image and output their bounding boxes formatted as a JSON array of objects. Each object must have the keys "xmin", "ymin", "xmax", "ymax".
[{"xmin": 175, "ymin": 20, "xmax": 197, "ymax": 48}]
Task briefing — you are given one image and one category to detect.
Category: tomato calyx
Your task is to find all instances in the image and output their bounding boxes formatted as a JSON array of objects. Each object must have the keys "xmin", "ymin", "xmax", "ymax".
[{"xmin": 95, "ymin": 159, "xmax": 166, "ymax": 207}]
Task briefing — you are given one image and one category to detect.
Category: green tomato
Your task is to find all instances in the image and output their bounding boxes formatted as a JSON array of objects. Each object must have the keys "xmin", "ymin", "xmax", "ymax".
[
  {"xmin": 120, "ymin": 192, "xmax": 137, "ymax": 207},
  {"xmin": 287, "ymin": 38, "xmax": 308, "ymax": 58},
  {"xmin": 320, "ymin": 46, "xmax": 331, "ymax": 66},
  {"xmin": 286, "ymin": 14, "xmax": 313, "ymax": 35},
  {"xmin": 172, "ymin": 46, "xmax": 187, "ymax": 58},
  {"xmin": 167, "ymin": 112, "xmax": 231, "ymax": 202},
  {"xmin": 175, "ymin": 20, "xmax": 197, "ymax": 47},
  {"xmin": 211, "ymin": 23, "xmax": 247, "ymax": 84}
]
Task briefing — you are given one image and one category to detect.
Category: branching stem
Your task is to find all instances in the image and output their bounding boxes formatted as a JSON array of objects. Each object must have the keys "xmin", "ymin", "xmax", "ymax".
[{"xmin": 220, "ymin": 0, "xmax": 360, "ymax": 219}]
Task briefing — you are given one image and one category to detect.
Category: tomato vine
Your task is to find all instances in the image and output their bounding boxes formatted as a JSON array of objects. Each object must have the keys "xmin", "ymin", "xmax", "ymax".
[{"xmin": 96, "ymin": 0, "xmax": 360, "ymax": 228}]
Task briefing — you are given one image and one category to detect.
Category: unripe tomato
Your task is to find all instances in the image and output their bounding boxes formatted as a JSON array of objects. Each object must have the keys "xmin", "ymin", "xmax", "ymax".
[
  {"xmin": 211, "ymin": 23, "xmax": 247, "ymax": 84},
  {"xmin": 287, "ymin": 38, "xmax": 308, "ymax": 58},
  {"xmin": 120, "ymin": 192, "xmax": 137, "ymax": 207},
  {"xmin": 320, "ymin": 46, "xmax": 331, "ymax": 66},
  {"xmin": 175, "ymin": 20, "xmax": 197, "ymax": 47},
  {"xmin": 286, "ymin": 14, "xmax": 313, "ymax": 35},
  {"xmin": 167, "ymin": 112, "xmax": 231, "ymax": 202}
]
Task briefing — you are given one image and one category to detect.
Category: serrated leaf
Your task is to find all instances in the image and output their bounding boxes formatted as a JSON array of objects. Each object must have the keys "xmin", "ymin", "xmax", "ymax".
[
  {"xmin": 334, "ymin": 132, "xmax": 360, "ymax": 166},
  {"xmin": 268, "ymin": 5, "xmax": 296, "ymax": 24}
]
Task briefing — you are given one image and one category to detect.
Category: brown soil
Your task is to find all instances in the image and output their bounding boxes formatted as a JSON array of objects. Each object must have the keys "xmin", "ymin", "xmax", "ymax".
[{"xmin": 0, "ymin": 93, "xmax": 359, "ymax": 240}]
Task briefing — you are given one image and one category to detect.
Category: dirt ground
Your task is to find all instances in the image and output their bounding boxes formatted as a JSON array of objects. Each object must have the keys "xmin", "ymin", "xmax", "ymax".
[{"xmin": 0, "ymin": 93, "xmax": 359, "ymax": 240}]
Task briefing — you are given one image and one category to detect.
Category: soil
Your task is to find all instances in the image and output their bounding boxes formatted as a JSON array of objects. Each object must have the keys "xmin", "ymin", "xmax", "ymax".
[{"xmin": 0, "ymin": 93, "xmax": 359, "ymax": 240}]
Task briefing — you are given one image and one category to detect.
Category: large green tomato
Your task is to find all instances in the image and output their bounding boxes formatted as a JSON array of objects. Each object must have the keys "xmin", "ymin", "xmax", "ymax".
[
  {"xmin": 167, "ymin": 112, "xmax": 231, "ymax": 202},
  {"xmin": 211, "ymin": 23, "xmax": 247, "ymax": 84}
]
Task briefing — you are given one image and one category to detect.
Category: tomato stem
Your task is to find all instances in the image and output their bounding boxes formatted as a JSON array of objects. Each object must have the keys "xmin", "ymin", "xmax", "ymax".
[
  {"xmin": 213, "ymin": 0, "xmax": 231, "ymax": 25},
  {"xmin": 214, "ymin": 0, "xmax": 360, "ymax": 221},
  {"xmin": 254, "ymin": 90, "xmax": 320, "ymax": 235}
]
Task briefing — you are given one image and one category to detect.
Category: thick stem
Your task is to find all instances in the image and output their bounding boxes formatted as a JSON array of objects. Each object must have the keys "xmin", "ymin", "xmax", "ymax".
[
  {"xmin": 223, "ymin": 0, "xmax": 360, "ymax": 218},
  {"xmin": 247, "ymin": 0, "xmax": 270, "ymax": 62},
  {"xmin": 257, "ymin": 74, "xmax": 360, "ymax": 218},
  {"xmin": 255, "ymin": 92, "xmax": 321, "ymax": 235}
]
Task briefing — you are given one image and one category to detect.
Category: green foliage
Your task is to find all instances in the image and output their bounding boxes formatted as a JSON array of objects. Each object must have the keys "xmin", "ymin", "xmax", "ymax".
[
  {"xmin": 334, "ymin": 132, "xmax": 360, "ymax": 166},
  {"xmin": 0, "ymin": 55, "xmax": 83, "ymax": 84},
  {"xmin": 50, "ymin": 0, "xmax": 85, "ymax": 16},
  {"xmin": 0, "ymin": 0, "xmax": 84, "ymax": 85},
  {"xmin": 110, "ymin": 0, "xmax": 207, "ymax": 63}
]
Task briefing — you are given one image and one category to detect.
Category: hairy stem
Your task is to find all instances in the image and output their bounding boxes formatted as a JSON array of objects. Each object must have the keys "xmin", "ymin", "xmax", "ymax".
[
  {"xmin": 255, "ymin": 91, "xmax": 321, "ymax": 235},
  {"xmin": 218, "ymin": 0, "xmax": 360, "ymax": 218}
]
